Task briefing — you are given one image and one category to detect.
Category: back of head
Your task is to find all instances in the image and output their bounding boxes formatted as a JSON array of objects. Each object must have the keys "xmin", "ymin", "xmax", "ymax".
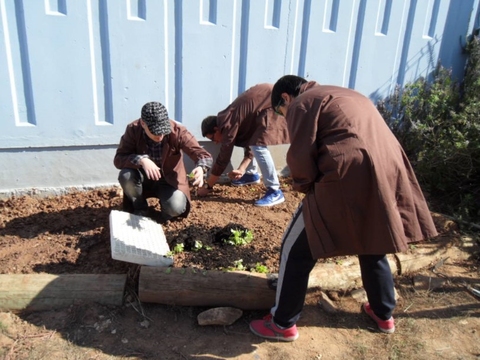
[
  {"xmin": 271, "ymin": 75, "xmax": 308, "ymax": 107},
  {"xmin": 141, "ymin": 102, "xmax": 171, "ymax": 135},
  {"xmin": 201, "ymin": 116, "xmax": 218, "ymax": 137}
]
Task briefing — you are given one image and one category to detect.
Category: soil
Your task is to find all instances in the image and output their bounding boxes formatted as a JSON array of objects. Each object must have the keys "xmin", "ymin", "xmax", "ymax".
[{"xmin": 0, "ymin": 178, "xmax": 479, "ymax": 359}]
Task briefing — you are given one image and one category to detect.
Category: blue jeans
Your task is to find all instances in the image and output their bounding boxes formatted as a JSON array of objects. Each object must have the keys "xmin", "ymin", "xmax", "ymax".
[
  {"xmin": 246, "ymin": 146, "xmax": 280, "ymax": 190},
  {"xmin": 118, "ymin": 168, "xmax": 187, "ymax": 220}
]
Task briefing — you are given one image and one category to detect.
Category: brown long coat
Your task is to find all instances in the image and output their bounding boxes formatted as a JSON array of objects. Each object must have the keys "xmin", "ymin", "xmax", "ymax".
[
  {"xmin": 114, "ymin": 119, "xmax": 212, "ymax": 216},
  {"xmin": 286, "ymin": 82, "xmax": 438, "ymax": 259},
  {"xmin": 211, "ymin": 83, "xmax": 290, "ymax": 176}
]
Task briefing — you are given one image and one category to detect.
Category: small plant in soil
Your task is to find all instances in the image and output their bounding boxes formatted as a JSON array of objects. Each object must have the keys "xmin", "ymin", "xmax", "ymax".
[
  {"xmin": 225, "ymin": 228, "xmax": 253, "ymax": 246},
  {"xmin": 191, "ymin": 240, "xmax": 211, "ymax": 251},
  {"xmin": 253, "ymin": 263, "xmax": 269, "ymax": 273},
  {"xmin": 213, "ymin": 223, "xmax": 254, "ymax": 246},
  {"xmin": 227, "ymin": 259, "xmax": 245, "ymax": 271},
  {"xmin": 168, "ymin": 243, "xmax": 184, "ymax": 255}
]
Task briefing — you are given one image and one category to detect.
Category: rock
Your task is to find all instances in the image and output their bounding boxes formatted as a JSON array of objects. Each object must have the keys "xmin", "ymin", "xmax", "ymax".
[
  {"xmin": 351, "ymin": 287, "xmax": 400, "ymax": 303},
  {"xmin": 351, "ymin": 288, "xmax": 368, "ymax": 303},
  {"xmin": 317, "ymin": 291, "xmax": 338, "ymax": 313},
  {"xmin": 197, "ymin": 307, "xmax": 243, "ymax": 326},
  {"xmin": 140, "ymin": 320, "xmax": 150, "ymax": 328},
  {"xmin": 327, "ymin": 291, "xmax": 340, "ymax": 301}
]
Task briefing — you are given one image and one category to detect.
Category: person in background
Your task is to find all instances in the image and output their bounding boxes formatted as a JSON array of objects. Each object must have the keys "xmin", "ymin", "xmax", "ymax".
[
  {"xmin": 249, "ymin": 75, "xmax": 438, "ymax": 341},
  {"xmin": 114, "ymin": 101, "xmax": 213, "ymax": 220},
  {"xmin": 197, "ymin": 83, "xmax": 290, "ymax": 207}
]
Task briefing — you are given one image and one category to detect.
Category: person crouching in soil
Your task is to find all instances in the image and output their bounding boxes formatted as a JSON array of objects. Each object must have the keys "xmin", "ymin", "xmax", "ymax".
[
  {"xmin": 114, "ymin": 101, "xmax": 213, "ymax": 221},
  {"xmin": 249, "ymin": 75, "xmax": 438, "ymax": 341}
]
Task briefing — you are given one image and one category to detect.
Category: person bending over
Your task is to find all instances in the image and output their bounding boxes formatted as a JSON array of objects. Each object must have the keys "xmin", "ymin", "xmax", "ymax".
[
  {"xmin": 249, "ymin": 75, "xmax": 438, "ymax": 341},
  {"xmin": 198, "ymin": 83, "xmax": 290, "ymax": 207}
]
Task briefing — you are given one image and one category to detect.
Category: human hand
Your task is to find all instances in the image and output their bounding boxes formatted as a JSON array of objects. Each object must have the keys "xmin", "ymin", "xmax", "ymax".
[
  {"xmin": 140, "ymin": 158, "xmax": 162, "ymax": 181},
  {"xmin": 190, "ymin": 166, "xmax": 205, "ymax": 187},
  {"xmin": 228, "ymin": 169, "xmax": 244, "ymax": 180},
  {"xmin": 197, "ymin": 186, "xmax": 211, "ymax": 197}
]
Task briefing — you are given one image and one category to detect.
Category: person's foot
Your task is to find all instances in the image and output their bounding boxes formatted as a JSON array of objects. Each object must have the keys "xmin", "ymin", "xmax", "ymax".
[
  {"xmin": 255, "ymin": 188, "xmax": 285, "ymax": 207},
  {"xmin": 249, "ymin": 314, "xmax": 299, "ymax": 342},
  {"xmin": 363, "ymin": 302, "xmax": 395, "ymax": 334},
  {"xmin": 231, "ymin": 173, "xmax": 261, "ymax": 186}
]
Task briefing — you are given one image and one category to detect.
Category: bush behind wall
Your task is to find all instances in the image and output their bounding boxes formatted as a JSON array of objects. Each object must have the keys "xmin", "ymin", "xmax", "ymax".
[{"xmin": 377, "ymin": 35, "xmax": 480, "ymax": 222}]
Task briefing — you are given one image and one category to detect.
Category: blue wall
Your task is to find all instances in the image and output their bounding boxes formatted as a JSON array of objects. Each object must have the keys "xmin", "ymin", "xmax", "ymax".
[{"xmin": 0, "ymin": 0, "xmax": 479, "ymax": 195}]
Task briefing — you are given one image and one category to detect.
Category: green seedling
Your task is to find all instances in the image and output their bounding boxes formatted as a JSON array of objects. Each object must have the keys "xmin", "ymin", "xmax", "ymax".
[
  {"xmin": 192, "ymin": 240, "xmax": 203, "ymax": 251},
  {"xmin": 224, "ymin": 259, "xmax": 246, "ymax": 272},
  {"xmin": 167, "ymin": 243, "xmax": 184, "ymax": 256},
  {"xmin": 252, "ymin": 263, "xmax": 269, "ymax": 274},
  {"xmin": 224, "ymin": 228, "xmax": 253, "ymax": 246},
  {"xmin": 231, "ymin": 259, "xmax": 245, "ymax": 271}
]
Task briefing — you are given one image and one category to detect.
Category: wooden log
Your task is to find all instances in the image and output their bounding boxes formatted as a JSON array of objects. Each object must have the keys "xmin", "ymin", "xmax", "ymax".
[
  {"xmin": 308, "ymin": 255, "xmax": 398, "ymax": 290},
  {"xmin": 395, "ymin": 237, "xmax": 472, "ymax": 275},
  {"xmin": 0, "ymin": 274, "xmax": 127, "ymax": 312},
  {"xmin": 139, "ymin": 267, "xmax": 275, "ymax": 310},
  {"xmin": 138, "ymin": 258, "xmax": 396, "ymax": 308},
  {"xmin": 139, "ymin": 237, "xmax": 475, "ymax": 309}
]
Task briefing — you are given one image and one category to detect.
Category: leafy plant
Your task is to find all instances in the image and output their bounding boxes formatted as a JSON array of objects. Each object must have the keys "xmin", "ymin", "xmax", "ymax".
[
  {"xmin": 167, "ymin": 243, "xmax": 184, "ymax": 256},
  {"xmin": 377, "ymin": 35, "xmax": 480, "ymax": 221},
  {"xmin": 192, "ymin": 240, "xmax": 203, "ymax": 251},
  {"xmin": 224, "ymin": 228, "xmax": 254, "ymax": 246},
  {"xmin": 190, "ymin": 240, "xmax": 212, "ymax": 251},
  {"xmin": 252, "ymin": 263, "xmax": 269, "ymax": 273},
  {"xmin": 225, "ymin": 259, "xmax": 245, "ymax": 271}
]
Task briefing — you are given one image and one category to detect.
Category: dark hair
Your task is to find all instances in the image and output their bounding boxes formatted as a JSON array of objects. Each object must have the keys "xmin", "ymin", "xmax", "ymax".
[
  {"xmin": 271, "ymin": 75, "xmax": 308, "ymax": 108},
  {"xmin": 201, "ymin": 116, "xmax": 218, "ymax": 137}
]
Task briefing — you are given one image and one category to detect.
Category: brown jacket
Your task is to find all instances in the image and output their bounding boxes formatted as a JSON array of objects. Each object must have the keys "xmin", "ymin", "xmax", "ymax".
[
  {"xmin": 114, "ymin": 119, "xmax": 212, "ymax": 215},
  {"xmin": 211, "ymin": 83, "xmax": 290, "ymax": 176},
  {"xmin": 286, "ymin": 82, "xmax": 438, "ymax": 258}
]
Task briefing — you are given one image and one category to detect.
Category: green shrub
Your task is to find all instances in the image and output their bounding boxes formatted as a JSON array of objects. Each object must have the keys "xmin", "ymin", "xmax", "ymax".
[{"xmin": 377, "ymin": 35, "xmax": 480, "ymax": 221}]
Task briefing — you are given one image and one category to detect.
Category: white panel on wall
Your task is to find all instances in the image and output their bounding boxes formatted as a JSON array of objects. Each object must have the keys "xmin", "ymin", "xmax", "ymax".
[
  {"xmin": 292, "ymin": 0, "xmax": 360, "ymax": 86},
  {"xmin": 100, "ymin": 0, "xmax": 174, "ymax": 135},
  {"xmin": 1, "ymin": 1, "xmax": 102, "ymax": 147},
  {"xmin": 0, "ymin": 0, "xmax": 174, "ymax": 148},
  {"xmin": 352, "ymin": 0, "xmax": 410, "ymax": 101},
  {"xmin": 393, "ymin": 0, "xmax": 449, "ymax": 89},
  {"xmin": 176, "ymin": 0, "xmax": 240, "ymax": 131},
  {"xmin": 236, "ymin": 0, "xmax": 293, "ymax": 91}
]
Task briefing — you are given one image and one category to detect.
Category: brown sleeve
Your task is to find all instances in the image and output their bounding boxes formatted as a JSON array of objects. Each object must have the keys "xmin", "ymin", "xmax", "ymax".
[
  {"xmin": 286, "ymin": 105, "xmax": 319, "ymax": 193},
  {"xmin": 176, "ymin": 124, "xmax": 213, "ymax": 165},
  {"xmin": 113, "ymin": 123, "xmax": 143, "ymax": 170}
]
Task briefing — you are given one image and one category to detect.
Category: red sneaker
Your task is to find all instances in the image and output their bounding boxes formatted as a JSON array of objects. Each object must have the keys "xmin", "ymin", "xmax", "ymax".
[
  {"xmin": 363, "ymin": 303, "xmax": 395, "ymax": 334},
  {"xmin": 249, "ymin": 314, "xmax": 299, "ymax": 342}
]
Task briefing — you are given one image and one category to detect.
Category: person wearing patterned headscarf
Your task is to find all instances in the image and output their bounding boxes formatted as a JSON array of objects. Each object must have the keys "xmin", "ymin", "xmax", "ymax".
[{"xmin": 114, "ymin": 102, "xmax": 213, "ymax": 220}]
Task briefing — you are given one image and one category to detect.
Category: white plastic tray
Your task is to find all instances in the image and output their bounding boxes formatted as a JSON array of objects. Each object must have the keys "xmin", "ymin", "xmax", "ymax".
[{"xmin": 109, "ymin": 210, "xmax": 173, "ymax": 267}]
